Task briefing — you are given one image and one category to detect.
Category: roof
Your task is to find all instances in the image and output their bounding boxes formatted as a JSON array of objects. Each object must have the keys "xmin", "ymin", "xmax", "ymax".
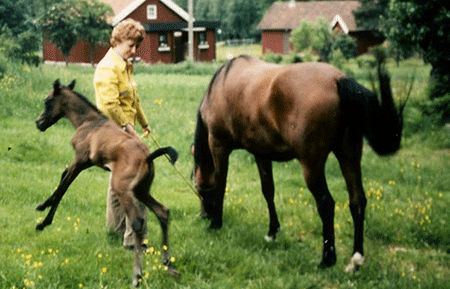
[
  {"xmin": 99, "ymin": 0, "xmax": 191, "ymax": 26},
  {"xmin": 257, "ymin": 1, "xmax": 360, "ymax": 32}
]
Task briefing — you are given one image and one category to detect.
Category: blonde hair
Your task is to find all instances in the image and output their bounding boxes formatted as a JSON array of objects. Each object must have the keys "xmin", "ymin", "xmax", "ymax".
[{"xmin": 110, "ymin": 19, "xmax": 146, "ymax": 47}]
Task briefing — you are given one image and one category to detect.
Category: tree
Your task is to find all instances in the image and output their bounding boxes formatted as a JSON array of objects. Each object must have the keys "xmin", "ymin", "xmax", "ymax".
[
  {"xmin": 76, "ymin": 0, "xmax": 113, "ymax": 66},
  {"xmin": 41, "ymin": 0, "xmax": 80, "ymax": 66},
  {"xmin": 290, "ymin": 17, "xmax": 335, "ymax": 62},
  {"xmin": 40, "ymin": 0, "xmax": 112, "ymax": 67},
  {"xmin": 384, "ymin": 0, "xmax": 450, "ymax": 123},
  {"xmin": 353, "ymin": 0, "xmax": 390, "ymax": 31},
  {"xmin": 0, "ymin": 0, "xmax": 44, "ymax": 65},
  {"xmin": 290, "ymin": 20, "xmax": 315, "ymax": 52}
]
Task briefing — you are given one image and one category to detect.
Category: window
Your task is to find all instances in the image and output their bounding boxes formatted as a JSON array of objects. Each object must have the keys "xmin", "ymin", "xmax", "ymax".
[
  {"xmin": 198, "ymin": 32, "xmax": 209, "ymax": 50},
  {"xmin": 158, "ymin": 33, "xmax": 170, "ymax": 52},
  {"xmin": 147, "ymin": 5, "xmax": 157, "ymax": 20}
]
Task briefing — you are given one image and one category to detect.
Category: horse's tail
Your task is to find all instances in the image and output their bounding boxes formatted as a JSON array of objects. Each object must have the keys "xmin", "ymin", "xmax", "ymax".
[
  {"xmin": 147, "ymin": 147, "xmax": 178, "ymax": 165},
  {"xmin": 337, "ymin": 66, "xmax": 403, "ymax": 156}
]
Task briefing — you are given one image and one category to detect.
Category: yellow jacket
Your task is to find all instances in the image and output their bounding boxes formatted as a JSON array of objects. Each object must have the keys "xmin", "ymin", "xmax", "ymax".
[{"xmin": 94, "ymin": 48, "xmax": 148, "ymax": 128}]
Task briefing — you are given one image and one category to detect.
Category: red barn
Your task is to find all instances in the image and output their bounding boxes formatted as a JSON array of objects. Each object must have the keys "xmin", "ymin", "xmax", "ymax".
[
  {"xmin": 257, "ymin": 1, "xmax": 385, "ymax": 56},
  {"xmin": 43, "ymin": 0, "xmax": 219, "ymax": 64}
]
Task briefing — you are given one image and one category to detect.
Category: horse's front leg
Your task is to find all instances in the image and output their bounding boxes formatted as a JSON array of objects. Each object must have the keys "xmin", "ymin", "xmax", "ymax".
[
  {"xmin": 208, "ymin": 143, "xmax": 230, "ymax": 230},
  {"xmin": 36, "ymin": 161, "xmax": 87, "ymax": 230},
  {"xmin": 255, "ymin": 157, "xmax": 280, "ymax": 241}
]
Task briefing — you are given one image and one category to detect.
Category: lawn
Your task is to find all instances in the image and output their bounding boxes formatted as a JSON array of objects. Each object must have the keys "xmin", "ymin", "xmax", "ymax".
[{"xmin": 0, "ymin": 57, "xmax": 449, "ymax": 288}]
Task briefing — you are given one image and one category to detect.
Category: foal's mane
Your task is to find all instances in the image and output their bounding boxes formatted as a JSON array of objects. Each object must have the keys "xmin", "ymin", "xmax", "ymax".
[{"xmin": 62, "ymin": 85, "xmax": 103, "ymax": 115}]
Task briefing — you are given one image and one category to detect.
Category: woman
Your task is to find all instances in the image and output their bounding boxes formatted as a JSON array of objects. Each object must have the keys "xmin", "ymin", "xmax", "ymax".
[{"xmin": 94, "ymin": 18, "xmax": 150, "ymax": 249}]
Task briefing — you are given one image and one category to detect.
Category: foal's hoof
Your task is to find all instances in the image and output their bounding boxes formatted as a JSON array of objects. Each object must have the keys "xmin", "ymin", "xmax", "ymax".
[
  {"xmin": 132, "ymin": 275, "xmax": 142, "ymax": 287},
  {"xmin": 167, "ymin": 266, "xmax": 181, "ymax": 280},
  {"xmin": 36, "ymin": 203, "xmax": 47, "ymax": 211},
  {"xmin": 35, "ymin": 223, "xmax": 45, "ymax": 231}
]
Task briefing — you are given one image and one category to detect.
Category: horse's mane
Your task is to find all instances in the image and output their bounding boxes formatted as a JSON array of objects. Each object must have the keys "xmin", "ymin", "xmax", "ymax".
[
  {"xmin": 194, "ymin": 55, "xmax": 252, "ymax": 167},
  {"xmin": 193, "ymin": 111, "xmax": 212, "ymax": 167},
  {"xmin": 204, "ymin": 55, "xmax": 252, "ymax": 99}
]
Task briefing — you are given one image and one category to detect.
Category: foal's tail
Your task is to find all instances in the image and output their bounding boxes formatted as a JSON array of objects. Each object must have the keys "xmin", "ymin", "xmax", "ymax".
[
  {"xmin": 147, "ymin": 147, "xmax": 178, "ymax": 165},
  {"xmin": 337, "ymin": 65, "xmax": 403, "ymax": 156}
]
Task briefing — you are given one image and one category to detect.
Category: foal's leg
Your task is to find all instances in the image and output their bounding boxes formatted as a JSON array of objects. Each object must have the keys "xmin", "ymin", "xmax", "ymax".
[
  {"xmin": 334, "ymin": 136, "xmax": 366, "ymax": 272},
  {"xmin": 113, "ymin": 188, "xmax": 146, "ymax": 287},
  {"xmin": 136, "ymin": 191, "xmax": 179, "ymax": 278},
  {"xmin": 302, "ymin": 161, "xmax": 336, "ymax": 268},
  {"xmin": 255, "ymin": 157, "xmax": 280, "ymax": 241},
  {"xmin": 36, "ymin": 160, "xmax": 89, "ymax": 230}
]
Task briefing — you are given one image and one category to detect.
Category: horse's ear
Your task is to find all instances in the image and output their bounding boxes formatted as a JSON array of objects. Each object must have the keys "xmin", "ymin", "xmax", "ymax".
[
  {"xmin": 68, "ymin": 79, "xmax": 76, "ymax": 90},
  {"xmin": 53, "ymin": 79, "xmax": 61, "ymax": 94}
]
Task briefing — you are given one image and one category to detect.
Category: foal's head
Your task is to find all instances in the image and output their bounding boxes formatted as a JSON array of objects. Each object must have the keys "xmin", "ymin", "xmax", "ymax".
[{"xmin": 36, "ymin": 79, "xmax": 76, "ymax": 132}]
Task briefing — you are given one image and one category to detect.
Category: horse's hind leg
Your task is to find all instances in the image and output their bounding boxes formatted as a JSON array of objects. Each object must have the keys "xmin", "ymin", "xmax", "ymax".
[
  {"xmin": 334, "ymin": 139, "xmax": 366, "ymax": 272},
  {"xmin": 255, "ymin": 157, "xmax": 280, "ymax": 241},
  {"xmin": 302, "ymin": 161, "xmax": 336, "ymax": 268}
]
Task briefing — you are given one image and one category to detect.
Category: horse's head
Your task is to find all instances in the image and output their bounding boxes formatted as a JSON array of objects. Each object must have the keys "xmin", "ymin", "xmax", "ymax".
[
  {"xmin": 36, "ymin": 79, "xmax": 76, "ymax": 131},
  {"xmin": 191, "ymin": 144, "xmax": 216, "ymax": 219}
]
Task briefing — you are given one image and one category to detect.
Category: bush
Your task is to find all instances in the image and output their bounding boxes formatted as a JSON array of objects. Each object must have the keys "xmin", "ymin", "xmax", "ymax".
[
  {"xmin": 329, "ymin": 49, "xmax": 345, "ymax": 69},
  {"xmin": 356, "ymin": 54, "xmax": 377, "ymax": 68},
  {"xmin": 423, "ymin": 93, "xmax": 450, "ymax": 125},
  {"xmin": 0, "ymin": 52, "xmax": 7, "ymax": 78},
  {"xmin": 260, "ymin": 52, "xmax": 283, "ymax": 64},
  {"xmin": 331, "ymin": 34, "xmax": 356, "ymax": 59},
  {"xmin": 281, "ymin": 52, "xmax": 302, "ymax": 64}
]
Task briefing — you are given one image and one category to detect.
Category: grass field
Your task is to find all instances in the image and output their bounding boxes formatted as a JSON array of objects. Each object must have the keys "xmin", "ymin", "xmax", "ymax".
[{"xmin": 0, "ymin": 55, "xmax": 449, "ymax": 288}]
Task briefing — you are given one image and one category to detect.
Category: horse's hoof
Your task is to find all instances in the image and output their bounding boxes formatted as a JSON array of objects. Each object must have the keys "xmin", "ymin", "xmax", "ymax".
[
  {"xmin": 264, "ymin": 235, "xmax": 276, "ymax": 242},
  {"xmin": 36, "ymin": 223, "xmax": 45, "ymax": 231},
  {"xmin": 319, "ymin": 249, "xmax": 337, "ymax": 268},
  {"xmin": 207, "ymin": 221, "xmax": 222, "ymax": 230},
  {"xmin": 344, "ymin": 252, "xmax": 364, "ymax": 273},
  {"xmin": 265, "ymin": 227, "xmax": 280, "ymax": 242}
]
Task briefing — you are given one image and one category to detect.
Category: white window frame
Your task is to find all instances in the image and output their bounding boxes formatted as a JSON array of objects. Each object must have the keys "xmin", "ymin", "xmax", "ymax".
[{"xmin": 147, "ymin": 5, "xmax": 157, "ymax": 20}]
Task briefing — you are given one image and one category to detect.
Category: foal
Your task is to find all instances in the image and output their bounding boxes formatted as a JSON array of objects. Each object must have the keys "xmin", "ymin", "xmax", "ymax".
[{"xmin": 35, "ymin": 79, "xmax": 179, "ymax": 286}]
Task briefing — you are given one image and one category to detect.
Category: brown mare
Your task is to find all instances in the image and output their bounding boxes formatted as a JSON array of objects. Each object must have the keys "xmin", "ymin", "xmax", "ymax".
[
  {"xmin": 192, "ymin": 55, "xmax": 403, "ymax": 271},
  {"xmin": 35, "ymin": 79, "xmax": 179, "ymax": 286}
]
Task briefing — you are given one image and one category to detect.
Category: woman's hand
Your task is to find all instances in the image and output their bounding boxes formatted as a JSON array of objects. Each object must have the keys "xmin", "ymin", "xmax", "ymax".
[{"xmin": 141, "ymin": 125, "xmax": 151, "ymax": 138}]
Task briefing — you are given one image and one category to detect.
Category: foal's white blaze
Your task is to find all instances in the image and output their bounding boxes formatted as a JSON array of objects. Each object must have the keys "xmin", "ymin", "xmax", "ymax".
[{"xmin": 344, "ymin": 252, "xmax": 364, "ymax": 273}]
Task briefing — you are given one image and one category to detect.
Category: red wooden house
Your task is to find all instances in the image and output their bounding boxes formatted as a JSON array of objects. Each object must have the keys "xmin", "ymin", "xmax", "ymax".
[
  {"xmin": 43, "ymin": 0, "xmax": 219, "ymax": 64},
  {"xmin": 257, "ymin": 1, "xmax": 385, "ymax": 56}
]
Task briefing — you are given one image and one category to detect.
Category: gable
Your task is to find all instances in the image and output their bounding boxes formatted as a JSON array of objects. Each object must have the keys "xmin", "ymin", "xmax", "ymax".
[
  {"xmin": 99, "ymin": 0, "xmax": 191, "ymax": 26},
  {"xmin": 257, "ymin": 1, "xmax": 360, "ymax": 32}
]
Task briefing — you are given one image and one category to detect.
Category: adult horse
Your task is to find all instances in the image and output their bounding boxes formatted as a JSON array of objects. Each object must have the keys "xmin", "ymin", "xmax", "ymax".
[
  {"xmin": 35, "ymin": 79, "xmax": 179, "ymax": 286},
  {"xmin": 191, "ymin": 55, "xmax": 403, "ymax": 271}
]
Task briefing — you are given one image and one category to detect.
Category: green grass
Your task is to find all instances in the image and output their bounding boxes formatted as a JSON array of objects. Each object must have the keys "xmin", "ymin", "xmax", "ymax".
[{"xmin": 0, "ymin": 57, "xmax": 449, "ymax": 288}]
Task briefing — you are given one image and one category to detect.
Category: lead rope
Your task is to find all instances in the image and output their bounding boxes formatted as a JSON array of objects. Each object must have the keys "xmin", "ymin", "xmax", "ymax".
[{"xmin": 141, "ymin": 131, "xmax": 202, "ymax": 199}]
